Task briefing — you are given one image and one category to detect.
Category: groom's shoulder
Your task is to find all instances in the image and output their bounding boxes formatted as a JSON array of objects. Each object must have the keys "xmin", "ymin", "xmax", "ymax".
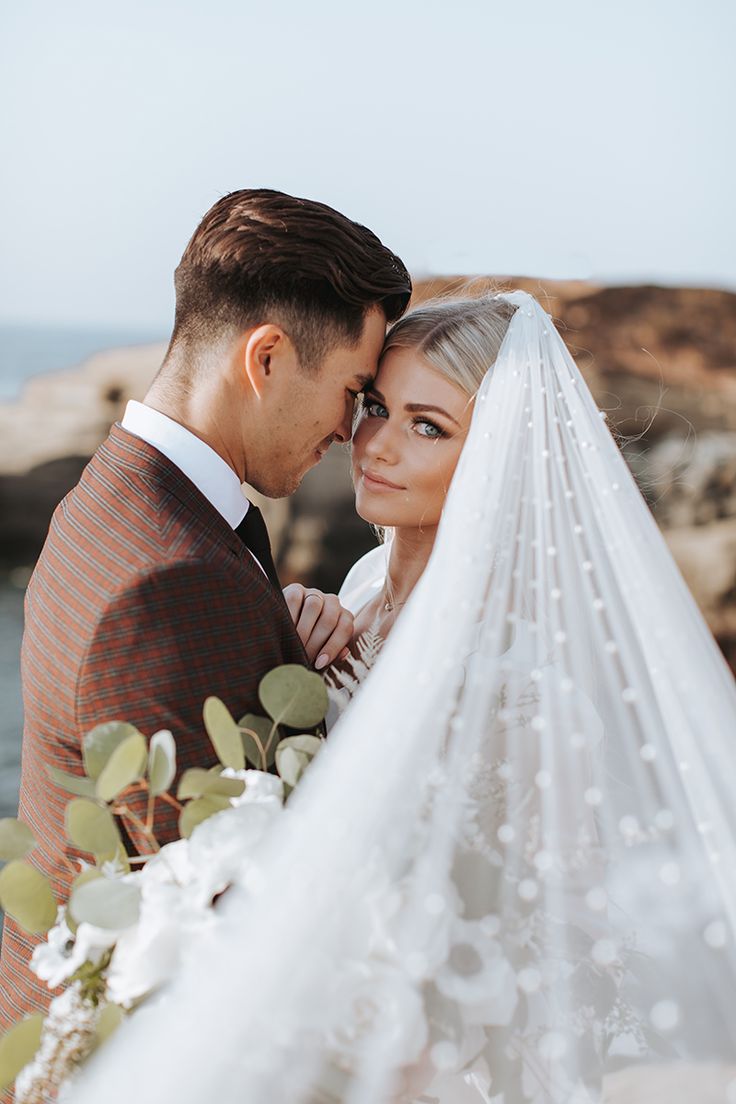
[
  {"xmin": 50, "ymin": 425, "xmax": 232, "ymax": 566},
  {"xmin": 28, "ymin": 426, "xmax": 251, "ymax": 632}
]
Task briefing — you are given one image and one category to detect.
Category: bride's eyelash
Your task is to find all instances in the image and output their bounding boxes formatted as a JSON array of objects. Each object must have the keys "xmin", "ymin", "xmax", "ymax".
[
  {"xmin": 364, "ymin": 400, "xmax": 446, "ymax": 439},
  {"xmin": 412, "ymin": 417, "xmax": 445, "ymax": 439}
]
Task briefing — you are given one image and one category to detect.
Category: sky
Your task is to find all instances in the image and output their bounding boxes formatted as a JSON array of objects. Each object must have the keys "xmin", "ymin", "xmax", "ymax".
[{"xmin": 0, "ymin": 0, "xmax": 734, "ymax": 329}]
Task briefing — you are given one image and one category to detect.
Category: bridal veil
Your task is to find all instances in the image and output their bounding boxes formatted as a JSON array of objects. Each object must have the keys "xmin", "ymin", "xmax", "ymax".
[{"xmin": 71, "ymin": 291, "xmax": 736, "ymax": 1103}]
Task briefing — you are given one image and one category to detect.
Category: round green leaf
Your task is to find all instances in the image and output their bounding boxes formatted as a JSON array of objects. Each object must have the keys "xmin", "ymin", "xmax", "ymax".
[
  {"xmin": 203, "ymin": 697, "xmax": 245, "ymax": 770},
  {"xmin": 0, "ymin": 861, "xmax": 57, "ymax": 935},
  {"xmin": 0, "ymin": 1013, "xmax": 45, "ymax": 1092},
  {"xmin": 47, "ymin": 765, "xmax": 97, "ymax": 798},
  {"xmin": 66, "ymin": 867, "xmax": 103, "ymax": 935},
  {"xmin": 70, "ymin": 877, "xmax": 140, "ymax": 930},
  {"xmin": 148, "ymin": 729, "xmax": 176, "ymax": 796},
  {"xmin": 259, "ymin": 665, "xmax": 329, "ymax": 728},
  {"xmin": 238, "ymin": 713, "xmax": 278, "ymax": 768},
  {"xmin": 95, "ymin": 732, "xmax": 148, "ymax": 803},
  {"xmin": 275, "ymin": 745, "xmax": 310, "ymax": 789},
  {"xmin": 66, "ymin": 798, "xmax": 122, "ymax": 859},
  {"xmin": 276, "ymin": 734, "xmax": 323, "ymax": 760},
  {"xmin": 83, "ymin": 722, "xmax": 141, "ymax": 780},
  {"xmin": 177, "ymin": 768, "xmax": 245, "ymax": 801},
  {"xmin": 0, "ymin": 818, "xmax": 37, "ymax": 862},
  {"xmin": 178, "ymin": 795, "xmax": 231, "ymax": 839}
]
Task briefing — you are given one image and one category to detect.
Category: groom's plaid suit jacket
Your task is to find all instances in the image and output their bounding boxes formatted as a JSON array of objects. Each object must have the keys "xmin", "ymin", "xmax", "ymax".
[{"xmin": 0, "ymin": 424, "xmax": 306, "ymax": 1040}]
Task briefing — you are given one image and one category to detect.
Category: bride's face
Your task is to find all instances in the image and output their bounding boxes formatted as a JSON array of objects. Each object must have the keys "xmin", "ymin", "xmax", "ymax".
[{"xmin": 351, "ymin": 345, "xmax": 474, "ymax": 529}]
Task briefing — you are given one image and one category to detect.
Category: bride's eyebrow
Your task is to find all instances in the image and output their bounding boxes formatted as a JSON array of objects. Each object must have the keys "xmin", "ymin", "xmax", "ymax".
[
  {"xmin": 367, "ymin": 387, "xmax": 460, "ymax": 427},
  {"xmin": 404, "ymin": 402, "xmax": 460, "ymax": 427}
]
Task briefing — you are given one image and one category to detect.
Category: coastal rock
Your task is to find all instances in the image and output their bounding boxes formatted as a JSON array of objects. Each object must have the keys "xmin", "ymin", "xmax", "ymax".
[
  {"xmin": 2, "ymin": 281, "xmax": 736, "ymax": 660},
  {"xmin": 0, "ymin": 342, "xmax": 166, "ymax": 477}
]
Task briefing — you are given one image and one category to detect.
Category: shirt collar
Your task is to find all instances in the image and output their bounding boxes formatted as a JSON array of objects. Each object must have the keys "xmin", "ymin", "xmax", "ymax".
[{"xmin": 121, "ymin": 400, "xmax": 249, "ymax": 529}]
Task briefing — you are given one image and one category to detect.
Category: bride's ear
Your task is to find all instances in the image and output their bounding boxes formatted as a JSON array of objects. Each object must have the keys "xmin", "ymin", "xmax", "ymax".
[{"xmin": 240, "ymin": 324, "xmax": 289, "ymax": 399}]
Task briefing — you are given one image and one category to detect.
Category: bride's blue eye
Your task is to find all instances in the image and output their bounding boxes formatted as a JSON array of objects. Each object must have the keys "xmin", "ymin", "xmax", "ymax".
[
  {"xmin": 365, "ymin": 400, "xmax": 388, "ymax": 418},
  {"xmin": 414, "ymin": 418, "xmax": 445, "ymax": 439}
]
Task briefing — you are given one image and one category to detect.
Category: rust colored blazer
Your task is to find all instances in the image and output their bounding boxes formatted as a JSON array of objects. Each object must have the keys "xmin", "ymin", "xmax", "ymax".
[{"xmin": 0, "ymin": 424, "xmax": 306, "ymax": 1038}]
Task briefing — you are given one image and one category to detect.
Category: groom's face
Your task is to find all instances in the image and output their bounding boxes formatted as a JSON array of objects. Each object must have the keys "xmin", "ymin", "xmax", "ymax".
[{"xmin": 255, "ymin": 307, "xmax": 387, "ymax": 497}]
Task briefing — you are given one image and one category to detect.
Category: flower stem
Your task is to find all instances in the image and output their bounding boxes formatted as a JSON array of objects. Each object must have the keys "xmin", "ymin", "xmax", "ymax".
[{"xmin": 112, "ymin": 805, "xmax": 160, "ymax": 852}]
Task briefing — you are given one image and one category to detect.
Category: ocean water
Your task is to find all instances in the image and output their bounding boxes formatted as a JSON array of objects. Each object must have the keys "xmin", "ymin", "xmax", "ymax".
[{"xmin": 0, "ymin": 321, "xmax": 165, "ymax": 401}]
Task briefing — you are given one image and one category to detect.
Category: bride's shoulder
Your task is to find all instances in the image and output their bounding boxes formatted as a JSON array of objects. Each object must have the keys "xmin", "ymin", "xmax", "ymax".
[{"xmin": 338, "ymin": 544, "xmax": 388, "ymax": 615}]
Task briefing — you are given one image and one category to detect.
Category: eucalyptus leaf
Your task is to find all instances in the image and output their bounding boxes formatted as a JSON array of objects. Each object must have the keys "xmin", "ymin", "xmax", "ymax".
[
  {"xmin": 148, "ymin": 729, "xmax": 176, "ymax": 796},
  {"xmin": 66, "ymin": 798, "xmax": 122, "ymax": 859},
  {"xmin": 275, "ymin": 745, "xmax": 310, "ymax": 788},
  {"xmin": 83, "ymin": 722, "xmax": 141, "ymax": 780},
  {"xmin": 47, "ymin": 765, "xmax": 97, "ymax": 798},
  {"xmin": 238, "ymin": 713, "xmax": 277, "ymax": 768},
  {"xmin": 177, "ymin": 768, "xmax": 245, "ymax": 800},
  {"xmin": 0, "ymin": 818, "xmax": 37, "ymax": 862},
  {"xmin": 178, "ymin": 795, "xmax": 231, "ymax": 839},
  {"xmin": 0, "ymin": 1012, "xmax": 45, "ymax": 1092},
  {"xmin": 203, "ymin": 697, "xmax": 245, "ymax": 771},
  {"xmin": 96, "ymin": 732, "xmax": 148, "ymax": 803},
  {"xmin": 70, "ymin": 877, "xmax": 140, "ymax": 931},
  {"xmin": 66, "ymin": 867, "xmax": 103, "ymax": 935},
  {"xmin": 276, "ymin": 734, "xmax": 323, "ymax": 760},
  {"xmin": 259, "ymin": 664, "xmax": 329, "ymax": 728},
  {"xmin": 0, "ymin": 860, "xmax": 57, "ymax": 934},
  {"xmin": 72, "ymin": 866, "xmax": 103, "ymax": 893}
]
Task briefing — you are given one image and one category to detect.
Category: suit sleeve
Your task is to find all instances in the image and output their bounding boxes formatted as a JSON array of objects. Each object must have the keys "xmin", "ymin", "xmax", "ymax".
[{"xmin": 75, "ymin": 559, "xmax": 296, "ymax": 849}]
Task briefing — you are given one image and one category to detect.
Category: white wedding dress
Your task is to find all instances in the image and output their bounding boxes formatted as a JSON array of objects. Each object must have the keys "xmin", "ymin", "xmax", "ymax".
[
  {"xmin": 70, "ymin": 291, "xmax": 736, "ymax": 1104},
  {"xmin": 323, "ymin": 545, "xmax": 389, "ymax": 729}
]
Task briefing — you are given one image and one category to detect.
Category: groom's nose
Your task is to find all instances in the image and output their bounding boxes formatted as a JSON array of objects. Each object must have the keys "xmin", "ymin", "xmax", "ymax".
[{"xmin": 332, "ymin": 398, "xmax": 355, "ymax": 444}]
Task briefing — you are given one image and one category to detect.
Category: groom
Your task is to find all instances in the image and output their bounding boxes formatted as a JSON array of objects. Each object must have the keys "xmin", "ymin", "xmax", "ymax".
[{"xmin": 0, "ymin": 189, "xmax": 411, "ymax": 1034}]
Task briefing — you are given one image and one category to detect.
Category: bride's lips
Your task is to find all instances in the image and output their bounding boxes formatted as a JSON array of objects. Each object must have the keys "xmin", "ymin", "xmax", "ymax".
[{"xmin": 361, "ymin": 469, "xmax": 404, "ymax": 492}]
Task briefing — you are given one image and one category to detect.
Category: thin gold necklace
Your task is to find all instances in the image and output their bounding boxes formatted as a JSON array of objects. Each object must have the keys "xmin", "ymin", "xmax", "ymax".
[{"xmin": 383, "ymin": 577, "xmax": 408, "ymax": 613}]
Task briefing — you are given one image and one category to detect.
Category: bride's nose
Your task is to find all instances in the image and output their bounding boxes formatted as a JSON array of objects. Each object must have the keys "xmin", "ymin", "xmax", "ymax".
[{"xmin": 362, "ymin": 419, "xmax": 400, "ymax": 464}]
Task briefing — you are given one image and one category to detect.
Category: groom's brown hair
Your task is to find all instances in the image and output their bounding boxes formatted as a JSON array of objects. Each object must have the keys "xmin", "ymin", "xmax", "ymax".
[{"xmin": 168, "ymin": 188, "xmax": 412, "ymax": 372}]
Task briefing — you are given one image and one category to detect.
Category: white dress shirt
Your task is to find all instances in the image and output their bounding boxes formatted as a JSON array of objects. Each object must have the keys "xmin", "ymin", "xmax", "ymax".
[
  {"xmin": 121, "ymin": 400, "xmax": 250, "ymax": 528},
  {"xmin": 120, "ymin": 402, "xmax": 271, "ymax": 579}
]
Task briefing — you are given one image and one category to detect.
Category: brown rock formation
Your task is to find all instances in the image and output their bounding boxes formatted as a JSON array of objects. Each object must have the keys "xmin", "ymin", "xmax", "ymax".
[{"xmin": 2, "ymin": 280, "xmax": 736, "ymax": 664}]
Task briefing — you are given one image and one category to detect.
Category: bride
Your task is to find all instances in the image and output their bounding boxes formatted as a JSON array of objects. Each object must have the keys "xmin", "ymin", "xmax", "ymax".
[{"xmin": 71, "ymin": 291, "xmax": 736, "ymax": 1104}]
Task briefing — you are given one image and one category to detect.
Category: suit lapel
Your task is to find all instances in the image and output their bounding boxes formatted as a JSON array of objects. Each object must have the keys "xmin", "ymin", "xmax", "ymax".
[{"xmin": 106, "ymin": 423, "xmax": 247, "ymax": 562}]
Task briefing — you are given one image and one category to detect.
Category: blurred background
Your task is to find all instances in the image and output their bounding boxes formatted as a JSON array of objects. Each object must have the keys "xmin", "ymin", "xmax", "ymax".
[{"xmin": 1, "ymin": 0, "xmax": 735, "ymax": 821}]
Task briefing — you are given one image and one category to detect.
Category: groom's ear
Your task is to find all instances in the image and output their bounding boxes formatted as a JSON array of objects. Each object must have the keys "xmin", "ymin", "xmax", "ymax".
[{"xmin": 240, "ymin": 324, "xmax": 293, "ymax": 399}]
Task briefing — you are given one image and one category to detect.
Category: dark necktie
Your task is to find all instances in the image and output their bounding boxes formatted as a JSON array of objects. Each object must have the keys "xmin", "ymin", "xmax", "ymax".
[{"xmin": 235, "ymin": 504, "xmax": 281, "ymax": 590}]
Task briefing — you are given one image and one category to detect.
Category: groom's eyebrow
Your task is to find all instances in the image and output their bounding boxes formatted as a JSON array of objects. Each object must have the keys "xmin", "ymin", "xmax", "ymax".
[{"xmin": 368, "ymin": 387, "xmax": 461, "ymax": 428}]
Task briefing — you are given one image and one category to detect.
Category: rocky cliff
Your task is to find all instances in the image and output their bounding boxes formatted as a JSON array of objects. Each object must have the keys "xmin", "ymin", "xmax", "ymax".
[{"xmin": 2, "ymin": 279, "xmax": 735, "ymax": 661}]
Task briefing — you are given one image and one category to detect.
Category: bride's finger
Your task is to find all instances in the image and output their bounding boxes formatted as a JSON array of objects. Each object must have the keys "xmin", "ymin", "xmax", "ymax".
[
  {"xmin": 282, "ymin": 583, "xmax": 307, "ymax": 625},
  {"xmin": 313, "ymin": 604, "xmax": 354, "ymax": 670},
  {"xmin": 295, "ymin": 590, "xmax": 326, "ymax": 651}
]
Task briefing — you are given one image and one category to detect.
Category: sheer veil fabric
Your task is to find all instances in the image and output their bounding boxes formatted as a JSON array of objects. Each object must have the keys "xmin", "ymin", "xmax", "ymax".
[{"xmin": 71, "ymin": 292, "xmax": 736, "ymax": 1103}]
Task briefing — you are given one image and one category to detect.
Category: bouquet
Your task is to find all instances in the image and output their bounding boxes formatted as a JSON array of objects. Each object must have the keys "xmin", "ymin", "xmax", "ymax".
[{"xmin": 0, "ymin": 664, "xmax": 328, "ymax": 1102}]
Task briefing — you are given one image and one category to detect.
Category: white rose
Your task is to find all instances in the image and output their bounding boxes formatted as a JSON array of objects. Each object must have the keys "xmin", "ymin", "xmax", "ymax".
[
  {"xmin": 187, "ymin": 801, "xmax": 283, "ymax": 904},
  {"xmin": 106, "ymin": 875, "xmax": 213, "ymax": 1007}
]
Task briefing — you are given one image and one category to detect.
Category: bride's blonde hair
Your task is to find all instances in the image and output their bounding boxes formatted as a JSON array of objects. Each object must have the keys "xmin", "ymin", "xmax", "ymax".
[{"xmin": 380, "ymin": 292, "xmax": 516, "ymax": 396}]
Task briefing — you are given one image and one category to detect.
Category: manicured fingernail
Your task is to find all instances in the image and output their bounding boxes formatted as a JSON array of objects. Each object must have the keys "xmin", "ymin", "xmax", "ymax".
[{"xmin": 315, "ymin": 653, "xmax": 329, "ymax": 670}]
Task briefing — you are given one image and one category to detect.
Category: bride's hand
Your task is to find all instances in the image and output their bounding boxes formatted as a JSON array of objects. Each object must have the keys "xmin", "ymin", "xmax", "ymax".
[{"xmin": 282, "ymin": 585, "xmax": 354, "ymax": 671}]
